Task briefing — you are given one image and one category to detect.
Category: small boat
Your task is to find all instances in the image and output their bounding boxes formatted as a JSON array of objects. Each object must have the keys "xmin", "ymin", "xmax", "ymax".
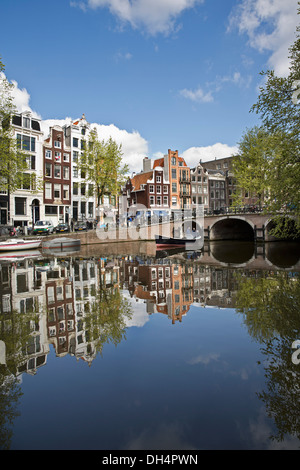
[
  {"xmin": 0, "ymin": 238, "xmax": 41, "ymax": 251},
  {"xmin": 155, "ymin": 235, "xmax": 200, "ymax": 248},
  {"xmin": 0, "ymin": 249, "xmax": 41, "ymax": 261}
]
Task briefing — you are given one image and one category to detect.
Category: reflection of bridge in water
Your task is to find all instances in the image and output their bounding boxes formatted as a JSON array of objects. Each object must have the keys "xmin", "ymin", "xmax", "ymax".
[{"xmin": 77, "ymin": 240, "xmax": 300, "ymax": 272}]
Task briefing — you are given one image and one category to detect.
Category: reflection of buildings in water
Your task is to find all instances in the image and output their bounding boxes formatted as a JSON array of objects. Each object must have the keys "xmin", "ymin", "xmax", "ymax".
[
  {"xmin": 0, "ymin": 256, "xmax": 122, "ymax": 374},
  {"xmin": 1, "ymin": 244, "xmax": 299, "ymax": 375},
  {"xmin": 0, "ymin": 258, "xmax": 49, "ymax": 376},
  {"xmin": 46, "ymin": 258, "xmax": 75, "ymax": 358},
  {"xmin": 124, "ymin": 257, "xmax": 193, "ymax": 324}
]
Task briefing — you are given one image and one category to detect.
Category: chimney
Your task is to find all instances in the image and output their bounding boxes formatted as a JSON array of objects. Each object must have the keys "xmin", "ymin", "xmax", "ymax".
[{"xmin": 143, "ymin": 157, "xmax": 152, "ymax": 172}]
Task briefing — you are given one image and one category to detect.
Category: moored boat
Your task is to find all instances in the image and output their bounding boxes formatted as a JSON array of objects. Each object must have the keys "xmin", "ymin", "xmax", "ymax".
[
  {"xmin": 0, "ymin": 238, "xmax": 41, "ymax": 251},
  {"xmin": 155, "ymin": 235, "xmax": 200, "ymax": 248}
]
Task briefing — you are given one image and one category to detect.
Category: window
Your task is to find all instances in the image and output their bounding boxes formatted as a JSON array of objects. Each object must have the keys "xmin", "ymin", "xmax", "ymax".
[
  {"xmin": 163, "ymin": 196, "xmax": 168, "ymax": 205},
  {"xmin": 73, "ymin": 182, "xmax": 78, "ymax": 195},
  {"xmin": 63, "ymin": 166, "xmax": 69, "ymax": 180},
  {"xmin": 54, "ymin": 140, "xmax": 61, "ymax": 148},
  {"xmin": 150, "ymin": 195, "xmax": 155, "ymax": 205},
  {"xmin": 26, "ymin": 155, "xmax": 35, "ymax": 170},
  {"xmin": 172, "ymin": 196, "xmax": 177, "ymax": 206},
  {"xmin": 156, "ymin": 175, "xmax": 161, "ymax": 183},
  {"xmin": 54, "ymin": 151, "xmax": 61, "ymax": 162},
  {"xmin": 23, "ymin": 117, "xmax": 30, "ymax": 128},
  {"xmin": 171, "ymin": 156, "xmax": 176, "ymax": 165},
  {"xmin": 20, "ymin": 135, "xmax": 35, "ymax": 152},
  {"xmin": 163, "ymin": 185, "xmax": 168, "ymax": 193},
  {"xmin": 73, "ymin": 167, "xmax": 78, "ymax": 178},
  {"xmin": 54, "ymin": 165, "xmax": 61, "ymax": 178},
  {"xmin": 156, "ymin": 196, "xmax": 161, "ymax": 205},
  {"xmin": 88, "ymin": 184, "xmax": 94, "ymax": 197},
  {"xmin": 172, "ymin": 182, "xmax": 177, "ymax": 193},
  {"xmin": 63, "ymin": 153, "xmax": 70, "ymax": 162},
  {"xmin": 171, "ymin": 169, "xmax": 177, "ymax": 179},
  {"xmin": 88, "ymin": 202, "xmax": 93, "ymax": 217},
  {"xmin": 63, "ymin": 185, "xmax": 69, "ymax": 199},
  {"xmin": 73, "ymin": 137, "xmax": 79, "ymax": 147},
  {"xmin": 45, "ymin": 149, "xmax": 52, "ymax": 159},
  {"xmin": 45, "ymin": 182, "xmax": 52, "ymax": 199},
  {"xmin": 149, "ymin": 185, "xmax": 154, "ymax": 193},
  {"xmin": 45, "ymin": 205, "xmax": 58, "ymax": 215},
  {"xmin": 54, "ymin": 184, "xmax": 61, "ymax": 199},
  {"xmin": 156, "ymin": 185, "xmax": 161, "ymax": 194},
  {"xmin": 45, "ymin": 163, "xmax": 52, "ymax": 177},
  {"xmin": 15, "ymin": 197, "xmax": 26, "ymax": 215},
  {"xmin": 73, "ymin": 151, "xmax": 78, "ymax": 162},
  {"xmin": 81, "ymin": 184, "xmax": 86, "ymax": 196},
  {"xmin": 81, "ymin": 201, "xmax": 86, "ymax": 216}
]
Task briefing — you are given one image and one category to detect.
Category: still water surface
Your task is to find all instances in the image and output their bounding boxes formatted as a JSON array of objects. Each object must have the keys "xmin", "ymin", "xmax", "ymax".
[{"xmin": 0, "ymin": 241, "xmax": 299, "ymax": 450}]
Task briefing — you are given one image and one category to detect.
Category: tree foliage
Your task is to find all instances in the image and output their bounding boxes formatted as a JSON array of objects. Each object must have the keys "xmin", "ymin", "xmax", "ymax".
[
  {"xmin": 78, "ymin": 127, "xmax": 129, "ymax": 214},
  {"xmin": 234, "ymin": 6, "xmax": 300, "ymax": 237},
  {"xmin": 0, "ymin": 57, "xmax": 35, "ymax": 197}
]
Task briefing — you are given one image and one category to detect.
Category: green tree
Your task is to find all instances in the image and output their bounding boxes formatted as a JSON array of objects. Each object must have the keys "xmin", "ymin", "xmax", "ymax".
[
  {"xmin": 78, "ymin": 128, "xmax": 129, "ymax": 218},
  {"xmin": 232, "ymin": 126, "xmax": 273, "ymax": 207},
  {"xmin": 235, "ymin": 272, "xmax": 300, "ymax": 443},
  {"xmin": 234, "ymin": 6, "xmax": 300, "ymax": 236}
]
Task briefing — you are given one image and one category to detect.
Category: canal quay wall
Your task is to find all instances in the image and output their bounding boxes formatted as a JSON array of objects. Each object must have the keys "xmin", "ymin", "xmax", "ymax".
[{"xmin": 45, "ymin": 212, "xmax": 292, "ymax": 246}]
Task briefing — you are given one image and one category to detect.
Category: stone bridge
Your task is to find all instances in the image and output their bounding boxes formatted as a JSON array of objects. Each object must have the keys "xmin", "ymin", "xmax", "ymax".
[{"xmin": 203, "ymin": 212, "xmax": 275, "ymax": 241}]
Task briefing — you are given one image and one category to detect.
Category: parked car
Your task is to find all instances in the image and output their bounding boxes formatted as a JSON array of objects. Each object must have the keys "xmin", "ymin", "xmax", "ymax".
[
  {"xmin": 74, "ymin": 221, "xmax": 88, "ymax": 231},
  {"xmin": 33, "ymin": 220, "xmax": 54, "ymax": 235},
  {"xmin": 55, "ymin": 223, "xmax": 70, "ymax": 233}
]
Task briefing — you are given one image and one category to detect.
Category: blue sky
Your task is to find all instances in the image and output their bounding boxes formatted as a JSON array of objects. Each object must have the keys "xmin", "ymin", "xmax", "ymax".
[{"xmin": 0, "ymin": 0, "xmax": 298, "ymax": 172}]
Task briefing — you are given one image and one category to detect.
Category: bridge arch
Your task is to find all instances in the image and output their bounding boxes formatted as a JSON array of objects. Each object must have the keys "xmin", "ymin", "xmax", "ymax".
[
  {"xmin": 209, "ymin": 217, "xmax": 255, "ymax": 241},
  {"xmin": 265, "ymin": 216, "xmax": 299, "ymax": 241}
]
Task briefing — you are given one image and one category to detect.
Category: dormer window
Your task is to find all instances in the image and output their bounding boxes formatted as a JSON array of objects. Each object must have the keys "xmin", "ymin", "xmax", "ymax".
[{"xmin": 23, "ymin": 117, "xmax": 30, "ymax": 128}]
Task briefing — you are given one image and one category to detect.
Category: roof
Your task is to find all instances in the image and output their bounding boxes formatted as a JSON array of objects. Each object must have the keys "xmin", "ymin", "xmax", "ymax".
[
  {"xmin": 153, "ymin": 158, "xmax": 164, "ymax": 168},
  {"xmin": 131, "ymin": 171, "xmax": 153, "ymax": 191},
  {"xmin": 153, "ymin": 155, "xmax": 188, "ymax": 168}
]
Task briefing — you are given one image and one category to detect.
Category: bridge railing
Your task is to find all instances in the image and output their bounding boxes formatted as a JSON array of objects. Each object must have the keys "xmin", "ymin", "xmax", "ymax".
[{"xmin": 204, "ymin": 205, "xmax": 266, "ymax": 216}]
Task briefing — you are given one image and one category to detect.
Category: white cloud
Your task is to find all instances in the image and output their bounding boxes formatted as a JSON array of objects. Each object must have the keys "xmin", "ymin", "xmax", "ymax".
[
  {"xmin": 73, "ymin": 0, "xmax": 204, "ymax": 35},
  {"xmin": 0, "ymin": 74, "xmax": 41, "ymax": 119},
  {"xmin": 179, "ymin": 86, "xmax": 214, "ymax": 103},
  {"xmin": 228, "ymin": 0, "xmax": 299, "ymax": 76},
  {"xmin": 91, "ymin": 122, "xmax": 148, "ymax": 172},
  {"xmin": 42, "ymin": 119, "xmax": 148, "ymax": 173},
  {"xmin": 180, "ymin": 71, "xmax": 252, "ymax": 105},
  {"xmin": 181, "ymin": 143, "xmax": 239, "ymax": 168},
  {"xmin": 1, "ymin": 75, "xmax": 148, "ymax": 174}
]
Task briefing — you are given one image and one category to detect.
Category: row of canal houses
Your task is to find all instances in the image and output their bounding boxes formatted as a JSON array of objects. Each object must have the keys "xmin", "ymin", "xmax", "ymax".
[{"xmin": 1, "ymin": 111, "xmax": 258, "ymax": 230}]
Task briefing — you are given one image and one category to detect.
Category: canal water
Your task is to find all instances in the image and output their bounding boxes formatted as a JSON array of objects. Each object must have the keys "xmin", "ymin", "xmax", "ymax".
[{"xmin": 0, "ymin": 241, "xmax": 299, "ymax": 450}]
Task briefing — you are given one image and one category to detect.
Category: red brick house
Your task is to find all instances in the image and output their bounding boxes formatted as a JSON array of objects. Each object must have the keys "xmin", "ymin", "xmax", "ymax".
[
  {"xmin": 126, "ymin": 166, "xmax": 170, "ymax": 210},
  {"xmin": 43, "ymin": 126, "xmax": 71, "ymax": 225}
]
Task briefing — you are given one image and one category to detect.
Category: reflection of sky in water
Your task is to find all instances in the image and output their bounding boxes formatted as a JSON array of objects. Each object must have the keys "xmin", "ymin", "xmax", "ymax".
[{"xmin": 9, "ymin": 298, "xmax": 299, "ymax": 450}]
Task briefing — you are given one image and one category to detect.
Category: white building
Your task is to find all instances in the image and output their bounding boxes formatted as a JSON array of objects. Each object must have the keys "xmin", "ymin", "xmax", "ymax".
[
  {"xmin": 10, "ymin": 111, "xmax": 44, "ymax": 230},
  {"xmin": 63, "ymin": 114, "xmax": 95, "ymax": 223}
]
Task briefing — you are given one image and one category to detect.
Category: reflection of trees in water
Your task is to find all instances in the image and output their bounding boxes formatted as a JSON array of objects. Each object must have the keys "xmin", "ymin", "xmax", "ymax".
[
  {"xmin": 235, "ymin": 272, "xmax": 300, "ymax": 445},
  {"xmin": 0, "ymin": 367, "xmax": 22, "ymax": 450},
  {"xmin": 79, "ymin": 278, "xmax": 133, "ymax": 357},
  {"xmin": 0, "ymin": 306, "xmax": 40, "ymax": 450}
]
